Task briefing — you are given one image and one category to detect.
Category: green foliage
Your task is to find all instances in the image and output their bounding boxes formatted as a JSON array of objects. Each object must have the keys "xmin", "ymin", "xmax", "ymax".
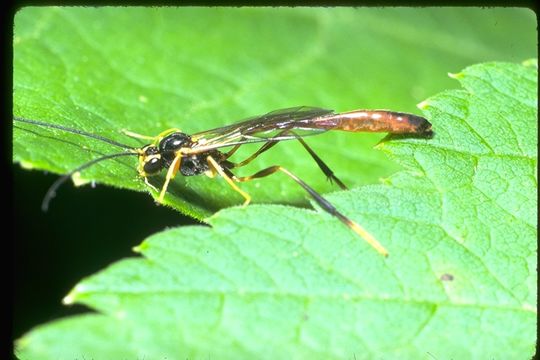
[
  {"xmin": 14, "ymin": 7, "xmax": 537, "ymax": 360},
  {"xmin": 13, "ymin": 7, "xmax": 536, "ymax": 219},
  {"xmin": 16, "ymin": 59, "xmax": 537, "ymax": 359}
]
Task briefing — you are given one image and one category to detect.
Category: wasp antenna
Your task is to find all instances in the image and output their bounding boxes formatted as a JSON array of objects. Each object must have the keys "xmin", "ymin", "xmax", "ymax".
[
  {"xmin": 42, "ymin": 152, "xmax": 138, "ymax": 212},
  {"xmin": 13, "ymin": 116, "xmax": 135, "ymax": 150}
]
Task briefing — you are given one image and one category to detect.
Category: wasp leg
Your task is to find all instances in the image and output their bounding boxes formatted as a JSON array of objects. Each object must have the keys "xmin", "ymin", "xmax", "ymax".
[
  {"xmin": 144, "ymin": 176, "xmax": 159, "ymax": 192},
  {"xmin": 232, "ymin": 133, "xmax": 348, "ymax": 190},
  {"xmin": 235, "ymin": 166, "xmax": 388, "ymax": 257},
  {"xmin": 233, "ymin": 140, "xmax": 279, "ymax": 168},
  {"xmin": 295, "ymin": 137, "xmax": 348, "ymax": 190},
  {"xmin": 121, "ymin": 130, "xmax": 156, "ymax": 141},
  {"xmin": 158, "ymin": 152, "xmax": 183, "ymax": 203},
  {"xmin": 155, "ymin": 128, "xmax": 182, "ymax": 140},
  {"xmin": 122, "ymin": 128, "xmax": 182, "ymax": 144},
  {"xmin": 206, "ymin": 155, "xmax": 251, "ymax": 206},
  {"xmin": 204, "ymin": 166, "xmax": 217, "ymax": 178},
  {"xmin": 222, "ymin": 144, "xmax": 242, "ymax": 160}
]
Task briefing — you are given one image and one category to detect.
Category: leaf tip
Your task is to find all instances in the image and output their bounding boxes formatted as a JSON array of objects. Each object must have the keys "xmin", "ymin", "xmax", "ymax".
[
  {"xmin": 448, "ymin": 72, "xmax": 464, "ymax": 79},
  {"xmin": 62, "ymin": 284, "xmax": 85, "ymax": 305},
  {"xmin": 19, "ymin": 160, "xmax": 35, "ymax": 170},
  {"xmin": 379, "ymin": 177, "xmax": 392, "ymax": 185},
  {"xmin": 417, "ymin": 99, "xmax": 431, "ymax": 110},
  {"xmin": 62, "ymin": 292, "xmax": 76, "ymax": 305},
  {"xmin": 133, "ymin": 243, "xmax": 147, "ymax": 253},
  {"xmin": 522, "ymin": 58, "xmax": 538, "ymax": 69},
  {"xmin": 72, "ymin": 172, "xmax": 92, "ymax": 187}
]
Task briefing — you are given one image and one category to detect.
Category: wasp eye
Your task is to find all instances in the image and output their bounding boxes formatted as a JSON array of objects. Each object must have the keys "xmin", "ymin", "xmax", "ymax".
[{"xmin": 143, "ymin": 157, "xmax": 162, "ymax": 174}]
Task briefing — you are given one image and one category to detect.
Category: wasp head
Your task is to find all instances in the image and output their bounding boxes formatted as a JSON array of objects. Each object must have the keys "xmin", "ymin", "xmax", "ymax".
[{"xmin": 138, "ymin": 144, "xmax": 163, "ymax": 176}]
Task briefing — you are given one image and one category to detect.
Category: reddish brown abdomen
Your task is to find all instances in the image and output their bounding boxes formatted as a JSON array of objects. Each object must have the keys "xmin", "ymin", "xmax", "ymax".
[{"xmin": 315, "ymin": 110, "xmax": 431, "ymax": 134}]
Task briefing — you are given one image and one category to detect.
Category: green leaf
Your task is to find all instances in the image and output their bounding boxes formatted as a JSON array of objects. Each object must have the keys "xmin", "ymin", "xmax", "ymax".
[
  {"xmin": 13, "ymin": 7, "xmax": 537, "ymax": 219},
  {"xmin": 16, "ymin": 61, "xmax": 537, "ymax": 359}
]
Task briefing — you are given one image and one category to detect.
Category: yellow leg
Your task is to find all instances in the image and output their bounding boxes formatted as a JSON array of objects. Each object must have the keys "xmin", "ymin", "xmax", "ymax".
[
  {"xmin": 158, "ymin": 153, "xmax": 182, "ymax": 203},
  {"xmin": 207, "ymin": 155, "xmax": 251, "ymax": 206},
  {"xmin": 231, "ymin": 134, "xmax": 347, "ymax": 190},
  {"xmin": 204, "ymin": 166, "xmax": 217, "ymax": 178},
  {"xmin": 121, "ymin": 129, "xmax": 156, "ymax": 141},
  {"xmin": 155, "ymin": 128, "xmax": 182, "ymax": 140},
  {"xmin": 234, "ymin": 140, "xmax": 279, "ymax": 168},
  {"xmin": 223, "ymin": 144, "xmax": 242, "ymax": 160},
  {"xmin": 235, "ymin": 165, "xmax": 388, "ymax": 257},
  {"xmin": 122, "ymin": 128, "xmax": 182, "ymax": 144},
  {"xmin": 144, "ymin": 176, "xmax": 159, "ymax": 192}
]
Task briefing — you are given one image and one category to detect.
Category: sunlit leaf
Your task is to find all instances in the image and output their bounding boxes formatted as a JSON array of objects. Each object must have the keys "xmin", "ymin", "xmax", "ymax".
[{"xmin": 16, "ymin": 60, "xmax": 537, "ymax": 359}]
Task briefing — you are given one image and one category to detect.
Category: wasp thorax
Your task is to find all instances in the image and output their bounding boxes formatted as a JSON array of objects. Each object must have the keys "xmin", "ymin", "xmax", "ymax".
[
  {"xmin": 159, "ymin": 132, "xmax": 191, "ymax": 153},
  {"xmin": 158, "ymin": 132, "xmax": 192, "ymax": 166}
]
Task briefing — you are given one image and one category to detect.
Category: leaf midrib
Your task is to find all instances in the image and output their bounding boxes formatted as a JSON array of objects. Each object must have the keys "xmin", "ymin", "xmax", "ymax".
[{"xmin": 74, "ymin": 288, "xmax": 534, "ymax": 313}]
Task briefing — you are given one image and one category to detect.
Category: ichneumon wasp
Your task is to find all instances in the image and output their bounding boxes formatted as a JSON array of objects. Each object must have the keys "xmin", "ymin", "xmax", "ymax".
[{"xmin": 14, "ymin": 106, "xmax": 432, "ymax": 256}]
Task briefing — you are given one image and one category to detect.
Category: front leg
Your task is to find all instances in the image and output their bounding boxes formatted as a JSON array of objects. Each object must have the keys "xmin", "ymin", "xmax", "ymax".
[
  {"xmin": 158, "ymin": 152, "xmax": 183, "ymax": 203},
  {"xmin": 122, "ymin": 128, "xmax": 183, "ymax": 145},
  {"xmin": 144, "ymin": 176, "xmax": 159, "ymax": 192}
]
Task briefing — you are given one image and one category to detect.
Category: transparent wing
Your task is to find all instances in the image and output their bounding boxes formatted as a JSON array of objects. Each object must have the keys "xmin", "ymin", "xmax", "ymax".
[{"xmin": 190, "ymin": 106, "xmax": 334, "ymax": 152}]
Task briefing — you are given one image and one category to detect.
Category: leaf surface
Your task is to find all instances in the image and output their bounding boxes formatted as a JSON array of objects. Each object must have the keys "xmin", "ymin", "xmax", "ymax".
[
  {"xmin": 13, "ymin": 7, "xmax": 536, "ymax": 219},
  {"xmin": 16, "ymin": 61, "xmax": 537, "ymax": 359}
]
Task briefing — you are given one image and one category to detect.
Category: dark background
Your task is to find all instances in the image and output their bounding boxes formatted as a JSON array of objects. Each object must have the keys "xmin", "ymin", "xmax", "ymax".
[{"xmin": 13, "ymin": 166, "xmax": 198, "ymax": 338}]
